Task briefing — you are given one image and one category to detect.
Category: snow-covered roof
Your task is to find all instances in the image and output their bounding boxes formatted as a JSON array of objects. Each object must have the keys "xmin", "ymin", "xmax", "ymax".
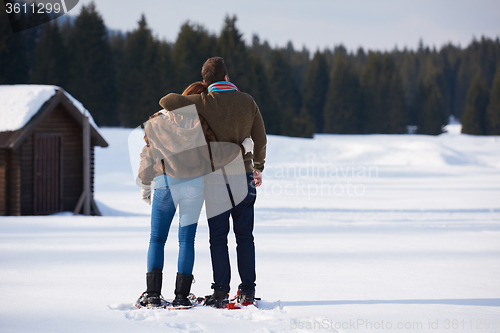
[{"xmin": 0, "ymin": 84, "xmax": 99, "ymax": 132}]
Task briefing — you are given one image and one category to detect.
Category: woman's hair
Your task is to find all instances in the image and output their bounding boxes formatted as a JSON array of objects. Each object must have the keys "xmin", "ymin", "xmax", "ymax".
[
  {"xmin": 144, "ymin": 82, "xmax": 207, "ymax": 145},
  {"xmin": 182, "ymin": 81, "xmax": 208, "ymax": 95}
]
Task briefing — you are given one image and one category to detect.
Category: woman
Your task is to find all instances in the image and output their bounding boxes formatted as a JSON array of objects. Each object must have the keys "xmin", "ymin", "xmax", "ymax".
[{"xmin": 136, "ymin": 82, "xmax": 252, "ymax": 308}]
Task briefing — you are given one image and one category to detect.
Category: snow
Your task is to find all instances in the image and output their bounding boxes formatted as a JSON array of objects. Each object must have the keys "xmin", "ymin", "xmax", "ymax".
[
  {"xmin": 1, "ymin": 128, "xmax": 500, "ymax": 332},
  {"xmin": 0, "ymin": 84, "xmax": 99, "ymax": 132}
]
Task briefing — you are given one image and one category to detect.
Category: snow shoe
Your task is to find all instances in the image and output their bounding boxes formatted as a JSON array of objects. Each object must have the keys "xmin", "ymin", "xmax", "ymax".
[
  {"xmin": 203, "ymin": 290, "xmax": 229, "ymax": 308},
  {"xmin": 226, "ymin": 291, "xmax": 260, "ymax": 309},
  {"xmin": 168, "ymin": 293, "xmax": 200, "ymax": 310},
  {"xmin": 236, "ymin": 290, "xmax": 255, "ymax": 305},
  {"xmin": 135, "ymin": 292, "xmax": 169, "ymax": 309},
  {"xmin": 135, "ymin": 267, "xmax": 169, "ymax": 309}
]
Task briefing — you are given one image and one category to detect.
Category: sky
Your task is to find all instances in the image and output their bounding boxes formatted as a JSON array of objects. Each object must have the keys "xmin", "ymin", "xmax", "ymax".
[{"xmin": 68, "ymin": 0, "xmax": 500, "ymax": 53}]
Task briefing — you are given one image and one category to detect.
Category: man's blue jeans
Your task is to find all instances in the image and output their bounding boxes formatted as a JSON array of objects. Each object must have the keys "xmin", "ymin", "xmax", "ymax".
[
  {"xmin": 147, "ymin": 182, "xmax": 203, "ymax": 275},
  {"xmin": 207, "ymin": 172, "xmax": 257, "ymax": 294}
]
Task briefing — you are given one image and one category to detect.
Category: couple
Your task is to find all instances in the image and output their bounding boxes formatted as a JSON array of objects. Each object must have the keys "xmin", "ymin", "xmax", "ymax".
[{"xmin": 136, "ymin": 57, "xmax": 267, "ymax": 309}]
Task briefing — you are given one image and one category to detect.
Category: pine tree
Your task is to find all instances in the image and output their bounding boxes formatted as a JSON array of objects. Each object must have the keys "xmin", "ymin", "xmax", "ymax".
[
  {"xmin": 20, "ymin": 11, "xmax": 49, "ymax": 68},
  {"xmin": 354, "ymin": 47, "xmax": 367, "ymax": 74},
  {"xmin": 157, "ymin": 40, "xmax": 176, "ymax": 98},
  {"xmin": 454, "ymin": 48, "xmax": 475, "ymax": 119},
  {"xmin": 216, "ymin": 18, "xmax": 282, "ymax": 134},
  {"xmin": 67, "ymin": 2, "xmax": 116, "ymax": 126},
  {"xmin": 117, "ymin": 15, "xmax": 173, "ymax": 127},
  {"xmin": 360, "ymin": 52, "xmax": 384, "ymax": 133},
  {"xmin": 454, "ymin": 37, "xmax": 498, "ymax": 120},
  {"xmin": 294, "ymin": 107, "xmax": 315, "ymax": 138},
  {"xmin": 380, "ymin": 54, "xmax": 407, "ymax": 133},
  {"xmin": 323, "ymin": 56, "xmax": 362, "ymax": 134},
  {"xmin": 251, "ymin": 34, "xmax": 273, "ymax": 68},
  {"xmin": 30, "ymin": 21, "xmax": 69, "ymax": 87},
  {"xmin": 399, "ymin": 50, "xmax": 419, "ymax": 125},
  {"xmin": 247, "ymin": 54, "xmax": 278, "ymax": 132},
  {"xmin": 487, "ymin": 65, "xmax": 500, "ymax": 135},
  {"xmin": 439, "ymin": 44, "xmax": 460, "ymax": 119},
  {"xmin": 479, "ymin": 36, "xmax": 498, "ymax": 89},
  {"xmin": 266, "ymin": 50, "xmax": 304, "ymax": 136},
  {"xmin": 109, "ymin": 30, "xmax": 125, "ymax": 99},
  {"xmin": 416, "ymin": 78, "xmax": 445, "ymax": 135},
  {"xmin": 360, "ymin": 53, "xmax": 407, "ymax": 133},
  {"xmin": 278, "ymin": 42, "xmax": 313, "ymax": 138},
  {"xmin": 172, "ymin": 22, "xmax": 216, "ymax": 91},
  {"xmin": 416, "ymin": 62, "xmax": 449, "ymax": 135},
  {"xmin": 216, "ymin": 15, "xmax": 252, "ymax": 92},
  {"xmin": 461, "ymin": 73, "xmax": 490, "ymax": 135},
  {"xmin": 0, "ymin": 12, "xmax": 28, "ymax": 84},
  {"xmin": 302, "ymin": 51, "xmax": 329, "ymax": 133},
  {"xmin": 283, "ymin": 42, "xmax": 310, "ymax": 93}
]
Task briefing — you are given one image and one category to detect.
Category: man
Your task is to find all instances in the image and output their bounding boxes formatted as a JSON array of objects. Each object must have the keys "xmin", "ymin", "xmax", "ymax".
[{"xmin": 159, "ymin": 57, "xmax": 267, "ymax": 308}]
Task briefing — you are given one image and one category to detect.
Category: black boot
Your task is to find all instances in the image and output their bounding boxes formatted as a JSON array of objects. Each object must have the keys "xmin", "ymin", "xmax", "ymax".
[
  {"xmin": 237, "ymin": 289, "xmax": 255, "ymax": 304},
  {"xmin": 203, "ymin": 289, "xmax": 229, "ymax": 308},
  {"xmin": 172, "ymin": 272, "xmax": 193, "ymax": 307},
  {"xmin": 137, "ymin": 267, "xmax": 163, "ymax": 307}
]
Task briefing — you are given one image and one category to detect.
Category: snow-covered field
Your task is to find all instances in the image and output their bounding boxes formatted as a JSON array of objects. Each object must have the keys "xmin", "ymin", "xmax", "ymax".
[{"xmin": 1, "ymin": 125, "xmax": 499, "ymax": 333}]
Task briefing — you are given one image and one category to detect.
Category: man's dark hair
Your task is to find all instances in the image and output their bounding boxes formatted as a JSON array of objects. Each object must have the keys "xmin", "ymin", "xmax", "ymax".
[{"xmin": 201, "ymin": 57, "xmax": 228, "ymax": 86}]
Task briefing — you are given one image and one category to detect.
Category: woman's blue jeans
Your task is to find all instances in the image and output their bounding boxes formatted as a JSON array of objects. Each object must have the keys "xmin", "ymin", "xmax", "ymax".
[{"xmin": 147, "ymin": 183, "xmax": 204, "ymax": 275}]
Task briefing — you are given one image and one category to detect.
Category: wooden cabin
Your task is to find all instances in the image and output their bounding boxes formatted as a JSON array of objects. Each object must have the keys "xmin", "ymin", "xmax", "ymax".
[{"xmin": 0, "ymin": 85, "xmax": 108, "ymax": 216}]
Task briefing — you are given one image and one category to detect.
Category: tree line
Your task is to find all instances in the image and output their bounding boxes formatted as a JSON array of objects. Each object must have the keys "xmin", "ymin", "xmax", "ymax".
[{"xmin": 1, "ymin": 3, "xmax": 499, "ymax": 136}]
